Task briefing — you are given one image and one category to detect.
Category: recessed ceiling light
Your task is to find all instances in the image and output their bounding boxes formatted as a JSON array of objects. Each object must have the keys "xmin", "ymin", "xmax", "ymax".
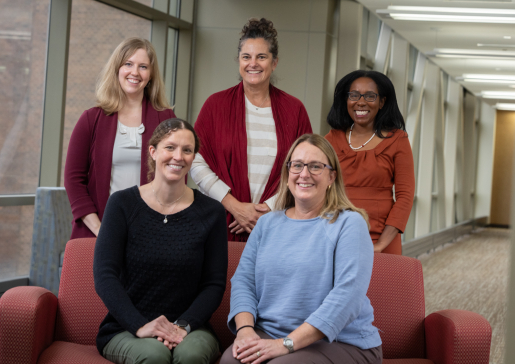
[
  {"xmin": 456, "ymin": 73, "xmax": 515, "ymax": 84},
  {"xmin": 459, "ymin": 74, "xmax": 515, "ymax": 81},
  {"xmin": 456, "ymin": 75, "xmax": 515, "ymax": 84},
  {"xmin": 377, "ymin": 6, "xmax": 515, "ymax": 23},
  {"xmin": 427, "ymin": 48, "xmax": 515, "ymax": 59},
  {"xmin": 477, "ymin": 44, "xmax": 515, "ymax": 48},
  {"xmin": 481, "ymin": 91, "xmax": 515, "ymax": 99},
  {"xmin": 504, "ymin": 36, "xmax": 512, "ymax": 39},
  {"xmin": 495, "ymin": 103, "xmax": 515, "ymax": 110}
]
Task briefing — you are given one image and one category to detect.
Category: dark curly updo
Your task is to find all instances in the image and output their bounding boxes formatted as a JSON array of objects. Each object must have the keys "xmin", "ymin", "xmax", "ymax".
[{"xmin": 238, "ymin": 18, "xmax": 278, "ymax": 60}]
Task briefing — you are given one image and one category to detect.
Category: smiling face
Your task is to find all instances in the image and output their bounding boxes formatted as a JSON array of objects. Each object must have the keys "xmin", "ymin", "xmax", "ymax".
[
  {"xmin": 149, "ymin": 129, "xmax": 195, "ymax": 182},
  {"xmin": 118, "ymin": 48, "xmax": 151, "ymax": 99},
  {"xmin": 238, "ymin": 38, "xmax": 278, "ymax": 88},
  {"xmin": 288, "ymin": 142, "xmax": 336, "ymax": 209},
  {"xmin": 347, "ymin": 77, "xmax": 385, "ymax": 129}
]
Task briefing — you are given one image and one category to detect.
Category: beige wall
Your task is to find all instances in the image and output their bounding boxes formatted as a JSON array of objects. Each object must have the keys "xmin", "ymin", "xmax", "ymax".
[
  {"xmin": 191, "ymin": 0, "xmax": 338, "ymax": 134},
  {"xmin": 490, "ymin": 110, "xmax": 515, "ymax": 226},
  {"xmin": 474, "ymin": 102, "xmax": 495, "ymax": 221}
]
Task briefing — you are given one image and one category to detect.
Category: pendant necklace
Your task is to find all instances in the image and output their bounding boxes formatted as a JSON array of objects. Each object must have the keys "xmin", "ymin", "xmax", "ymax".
[
  {"xmin": 247, "ymin": 93, "xmax": 269, "ymax": 110},
  {"xmin": 255, "ymin": 94, "xmax": 268, "ymax": 110},
  {"xmin": 151, "ymin": 181, "xmax": 186, "ymax": 223},
  {"xmin": 348, "ymin": 123, "xmax": 376, "ymax": 150}
]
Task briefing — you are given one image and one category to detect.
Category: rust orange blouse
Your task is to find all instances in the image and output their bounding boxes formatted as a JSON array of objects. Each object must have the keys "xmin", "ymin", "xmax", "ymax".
[{"xmin": 325, "ymin": 129, "xmax": 415, "ymax": 255}]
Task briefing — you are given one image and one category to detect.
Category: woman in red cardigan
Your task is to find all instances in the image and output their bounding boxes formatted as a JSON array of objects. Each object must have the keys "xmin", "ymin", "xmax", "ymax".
[
  {"xmin": 191, "ymin": 18, "xmax": 312, "ymax": 242},
  {"xmin": 64, "ymin": 37, "xmax": 175, "ymax": 239}
]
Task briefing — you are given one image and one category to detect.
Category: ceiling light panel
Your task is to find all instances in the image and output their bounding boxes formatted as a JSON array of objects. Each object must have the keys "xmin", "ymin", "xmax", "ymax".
[
  {"xmin": 495, "ymin": 103, "xmax": 515, "ymax": 110},
  {"xmin": 427, "ymin": 48, "xmax": 515, "ymax": 59},
  {"xmin": 477, "ymin": 44, "xmax": 515, "ymax": 48},
  {"xmin": 481, "ymin": 91, "xmax": 515, "ymax": 99},
  {"xmin": 462, "ymin": 74, "xmax": 515, "ymax": 80},
  {"xmin": 377, "ymin": 6, "xmax": 515, "ymax": 23}
]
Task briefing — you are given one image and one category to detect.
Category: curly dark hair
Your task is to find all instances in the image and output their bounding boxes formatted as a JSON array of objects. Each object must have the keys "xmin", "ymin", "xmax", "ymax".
[
  {"xmin": 238, "ymin": 17, "xmax": 278, "ymax": 60},
  {"xmin": 147, "ymin": 118, "xmax": 200, "ymax": 182},
  {"xmin": 327, "ymin": 70, "xmax": 405, "ymax": 138}
]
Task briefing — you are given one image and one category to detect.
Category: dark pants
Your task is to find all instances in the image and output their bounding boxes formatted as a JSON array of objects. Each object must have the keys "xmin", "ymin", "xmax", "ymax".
[{"xmin": 220, "ymin": 330, "xmax": 382, "ymax": 364}]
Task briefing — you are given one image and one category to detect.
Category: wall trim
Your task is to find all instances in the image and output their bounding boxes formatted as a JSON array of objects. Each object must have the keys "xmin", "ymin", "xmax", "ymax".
[{"xmin": 403, "ymin": 216, "xmax": 488, "ymax": 258}]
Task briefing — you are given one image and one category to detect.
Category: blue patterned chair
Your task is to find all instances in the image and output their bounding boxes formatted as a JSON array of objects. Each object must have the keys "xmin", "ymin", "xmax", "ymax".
[{"xmin": 29, "ymin": 187, "xmax": 72, "ymax": 295}]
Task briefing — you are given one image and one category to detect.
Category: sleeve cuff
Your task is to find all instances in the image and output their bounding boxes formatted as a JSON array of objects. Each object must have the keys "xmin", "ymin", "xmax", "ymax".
[
  {"xmin": 127, "ymin": 316, "xmax": 150, "ymax": 337},
  {"xmin": 305, "ymin": 313, "xmax": 339, "ymax": 342},
  {"xmin": 70, "ymin": 198, "xmax": 98, "ymax": 222},
  {"xmin": 264, "ymin": 194, "xmax": 277, "ymax": 211},
  {"xmin": 384, "ymin": 218, "xmax": 405, "ymax": 234},
  {"xmin": 209, "ymin": 181, "xmax": 231, "ymax": 203},
  {"xmin": 227, "ymin": 306, "xmax": 257, "ymax": 334}
]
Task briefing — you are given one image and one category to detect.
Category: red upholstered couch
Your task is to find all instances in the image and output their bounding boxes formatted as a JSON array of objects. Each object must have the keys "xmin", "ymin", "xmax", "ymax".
[{"xmin": 0, "ymin": 238, "xmax": 491, "ymax": 364}]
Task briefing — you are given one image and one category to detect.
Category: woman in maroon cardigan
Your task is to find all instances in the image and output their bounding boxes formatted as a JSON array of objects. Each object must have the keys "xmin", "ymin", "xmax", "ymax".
[
  {"xmin": 190, "ymin": 18, "xmax": 312, "ymax": 242},
  {"xmin": 64, "ymin": 37, "xmax": 175, "ymax": 239}
]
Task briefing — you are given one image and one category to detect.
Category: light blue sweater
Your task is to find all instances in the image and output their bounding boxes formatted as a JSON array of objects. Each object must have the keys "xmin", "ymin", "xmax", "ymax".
[{"xmin": 228, "ymin": 209, "xmax": 382, "ymax": 350}]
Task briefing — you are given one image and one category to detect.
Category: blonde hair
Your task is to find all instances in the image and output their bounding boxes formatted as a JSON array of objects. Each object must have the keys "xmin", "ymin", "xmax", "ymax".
[
  {"xmin": 96, "ymin": 37, "xmax": 170, "ymax": 115},
  {"xmin": 275, "ymin": 134, "xmax": 369, "ymax": 226}
]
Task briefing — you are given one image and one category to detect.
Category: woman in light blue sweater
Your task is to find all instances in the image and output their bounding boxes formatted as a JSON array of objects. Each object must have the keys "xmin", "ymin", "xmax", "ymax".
[{"xmin": 221, "ymin": 134, "xmax": 382, "ymax": 364}]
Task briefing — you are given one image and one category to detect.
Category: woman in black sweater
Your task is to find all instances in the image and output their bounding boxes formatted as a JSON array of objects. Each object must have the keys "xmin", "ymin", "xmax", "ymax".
[{"xmin": 93, "ymin": 118, "xmax": 228, "ymax": 364}]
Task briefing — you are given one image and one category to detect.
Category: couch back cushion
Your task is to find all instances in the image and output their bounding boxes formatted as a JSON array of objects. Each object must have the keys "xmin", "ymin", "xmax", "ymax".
[
  {"xmin": 209, "ymin": 241, "xmax": 246, "ymax": 351},
  {"xmin": 54, "ymin": 238, "xmax": 108, "ymax": 345},
  {"xmin": 367, "ymin": 253, "xmax": 426, "ymax": 359}
]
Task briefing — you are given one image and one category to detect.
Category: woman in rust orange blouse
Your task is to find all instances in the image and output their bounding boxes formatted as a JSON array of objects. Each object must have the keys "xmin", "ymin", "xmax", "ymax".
[{"xmin": 325, "ymin": 70, "xmax": 414, "ymax": 255}]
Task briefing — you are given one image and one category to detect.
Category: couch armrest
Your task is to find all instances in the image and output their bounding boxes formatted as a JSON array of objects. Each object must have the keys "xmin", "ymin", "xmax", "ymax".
[
  {"xmin": 0, "ymin": 286, "xmax": 58, "ymax": 364},
  {"xmin": 425, "ymin": 309, "xmax": 491, "ymax": 364}
]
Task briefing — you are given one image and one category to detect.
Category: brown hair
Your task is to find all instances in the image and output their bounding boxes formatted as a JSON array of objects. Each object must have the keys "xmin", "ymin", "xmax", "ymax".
[
  {"xmin": 96, "ymin": 37, "xmax": 170, "ymax": 115},
  {"xmin": 274, "ymin": 134, "xmax": 369, "ymax": 226},
  {"xmin": 147, "ymin": 118, "xmax": 200, "ymax": 182},
  {"xmin": 238, "ymin": 18, "xmax": 279, "ymax": 60}
]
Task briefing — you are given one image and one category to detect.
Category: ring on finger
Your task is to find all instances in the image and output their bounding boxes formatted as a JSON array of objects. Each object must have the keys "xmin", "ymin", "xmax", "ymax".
[{"xmin": 256, "ymin": 351, "xmax": 261, "ymax": 357}]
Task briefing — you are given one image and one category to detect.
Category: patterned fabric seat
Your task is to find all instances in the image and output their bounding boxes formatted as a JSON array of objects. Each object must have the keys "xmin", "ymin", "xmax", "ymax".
[
  {"xmin": 0, "ymin": 239, "xmax": 491, "ymax": 363},
  {"xmin": 29, "ymin": 187, "xmax": 73, "ymax": 295}
]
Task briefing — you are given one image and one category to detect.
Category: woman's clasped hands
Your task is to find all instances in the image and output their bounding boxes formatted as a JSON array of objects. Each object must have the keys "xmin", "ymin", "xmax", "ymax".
[
  {"xmin": 228, "ymin": 200, "xmax": 271, "ymax": 234},
  {"xmin": 232, "ymin": 328, "xmax": 288, "ymax": 364},
  {"xmin": 135, "ymin": 315, "xmax": 187, "ymax": 350}
]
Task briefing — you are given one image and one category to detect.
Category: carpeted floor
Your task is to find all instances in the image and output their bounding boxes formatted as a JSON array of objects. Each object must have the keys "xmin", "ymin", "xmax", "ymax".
[{"xmin": 419, "ymin": 227, "xmax": 510, "ymax": 364}]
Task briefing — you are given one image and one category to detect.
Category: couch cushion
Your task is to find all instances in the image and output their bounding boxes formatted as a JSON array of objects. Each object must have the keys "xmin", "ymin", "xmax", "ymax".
[
  {"xmin": 38, "ymin": 342, "xmax": 111, "ymax": 364},
  {"xmin": 54, "ymin": 239, "xmax": 107, "ymax": 345},
  {"xmin": 367, "ymin": 254, "xmax": 426, "ymax": 359},
  {"xmin": 209, "ymin": 241, "xmax": 246, "ymax": 351}
]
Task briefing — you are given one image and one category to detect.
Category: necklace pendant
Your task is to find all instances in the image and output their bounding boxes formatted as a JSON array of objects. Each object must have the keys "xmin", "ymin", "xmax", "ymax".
[{"xmin": 163, "ymin": 217, "xmax": 168, "ymax": 224}]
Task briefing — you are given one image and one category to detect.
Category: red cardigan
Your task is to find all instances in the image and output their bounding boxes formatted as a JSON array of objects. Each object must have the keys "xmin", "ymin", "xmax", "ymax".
[
  {"xmin": 64, "ymin": 99, "xmax": 175, "ymax": 239},
  {"xmin": 194, "ymin": 82, "xmax": 312, "ymax": 241}
]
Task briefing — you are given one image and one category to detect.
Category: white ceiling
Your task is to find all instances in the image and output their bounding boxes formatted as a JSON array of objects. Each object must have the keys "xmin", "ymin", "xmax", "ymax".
[{"xmin": 358, "ymin": 0, "xmax": 515, "ymax": 105}]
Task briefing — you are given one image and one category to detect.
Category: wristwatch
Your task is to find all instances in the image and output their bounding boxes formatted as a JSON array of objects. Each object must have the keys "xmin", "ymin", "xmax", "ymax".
[
  {"xmin": 174, "ymin": 319, "xmax": 191, "ymax": 334},
  {"xmin": 283, "ymin": 337, "xmax": 294, "ymax": 353}
]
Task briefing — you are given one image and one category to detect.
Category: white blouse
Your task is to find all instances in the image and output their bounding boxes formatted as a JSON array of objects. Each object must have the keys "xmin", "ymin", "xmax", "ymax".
[{"xmin": 109, "ymin": 121, "xmax": 144, "ymax": 195}]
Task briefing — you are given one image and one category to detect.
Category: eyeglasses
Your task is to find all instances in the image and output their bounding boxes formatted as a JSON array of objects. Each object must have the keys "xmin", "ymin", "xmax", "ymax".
[
  {"xmin": 287, "ymin": 161, "xmax": 333, "ymax": 175},
  {"xmin": 347, "ymin": 91, "xmax": 379, "ymax": 102}
]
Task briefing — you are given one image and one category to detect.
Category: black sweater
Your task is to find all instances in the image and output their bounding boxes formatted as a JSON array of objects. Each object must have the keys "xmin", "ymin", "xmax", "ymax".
[{"xmin": 93, "ymin": 187, "xmax": 228, "ymax": 353}]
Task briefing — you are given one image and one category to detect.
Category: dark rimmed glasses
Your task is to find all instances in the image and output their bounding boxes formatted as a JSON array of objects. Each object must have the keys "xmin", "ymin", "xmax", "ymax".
[
  {"xmin": 287, "ymin": 161, "xmax": 333, "ymax": 175},
  {"xmin": 347, "ymin": 91, "xmax": 378, "ymax": 102}
]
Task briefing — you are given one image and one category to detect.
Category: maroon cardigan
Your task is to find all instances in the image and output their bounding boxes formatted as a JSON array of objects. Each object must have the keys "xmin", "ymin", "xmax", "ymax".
[
  {"xmin": 194, "ymin": 82, "xmax": 312, "ymax": 241},
  {"xmin": 64, "ymin": 99, "xmax": 175, "ymax": 239}
]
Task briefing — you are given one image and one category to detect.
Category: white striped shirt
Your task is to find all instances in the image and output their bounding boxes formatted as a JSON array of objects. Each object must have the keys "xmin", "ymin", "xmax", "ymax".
[{"xmin": 190, "ymin": 96, "xmax": 278, "ymax": 208}]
